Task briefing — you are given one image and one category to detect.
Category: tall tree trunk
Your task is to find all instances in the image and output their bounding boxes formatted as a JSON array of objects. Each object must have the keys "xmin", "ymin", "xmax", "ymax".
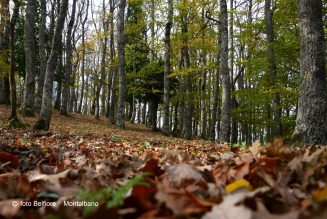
[
  {"xmin": 34, "ymin": 0, "xmax": 69, "ymax": 131},
  {"xmin": 293, "ymin": 0, "xmax": 327, "ymax": 144},
  {"xmin": 34, "ymin": 0, "xmax": 47, "ymax": 112},
  {"xmin": 180, "ymin": 2, "xmax": 193, "ymax": 140},
  {"xmin": 265, "ymin": 0, "xmax": 281, "ymax": 140},
  {"xmin": 21, "ymin": 0, "xmax": 36, "ymax": 116},
  {"xmin": 0, "ymin": 0, "xmax": 10, "ymax": 105},
  {"xmin": 162, "ymin": 0, "xmax": 173, "ymax": 134},
  {"xmin": 219, "ymin": 0, "xmax": 231, "ymax": 143},
  {"xmin": 116, "ymin": 0, "xmax": 127, "ymax": 128},
  {"xmin": 61, "ymin": 0, "xmax": 77, "ymax": 116},
  {"xmin": 9, "ymin": 0, "xmax": 20, "ymax": 120}
]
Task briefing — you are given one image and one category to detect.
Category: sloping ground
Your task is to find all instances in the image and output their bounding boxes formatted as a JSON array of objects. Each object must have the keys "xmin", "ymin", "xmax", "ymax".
[{"xmin": 0, "ymin": 105, "xmax": 327, "ymax": 219}]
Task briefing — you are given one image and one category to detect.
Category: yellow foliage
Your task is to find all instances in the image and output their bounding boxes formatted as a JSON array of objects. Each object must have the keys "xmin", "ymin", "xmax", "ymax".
[
  {"xmin": 225, "ymin": 179, "xmax": 252, "ymax": 193},
  {"xmin": 312, "ymin": 186, "xmax": 327, "ymax": 202}
]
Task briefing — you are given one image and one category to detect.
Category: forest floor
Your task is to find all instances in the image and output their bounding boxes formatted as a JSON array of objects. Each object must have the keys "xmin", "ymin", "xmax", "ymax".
[{"xmin": 0, "ymin": 105, "xmax": 327, "ymax": 219}]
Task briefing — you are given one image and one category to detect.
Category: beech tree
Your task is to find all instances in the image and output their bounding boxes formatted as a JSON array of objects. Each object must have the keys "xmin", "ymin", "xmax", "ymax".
[
  {"xmin": 293, "ymin": 0, "xmax": 327, "ymax": 144},
  {"xmin": 35, "ymin": 0, "xmax": 69, "ymax": 130},
  {"xmin": 116, "ymin": 0, "xmax": 127, "ymax": 128},
  {"xmin": 21, "ymin": 0, "xmax": 36, "ymax": 116}
]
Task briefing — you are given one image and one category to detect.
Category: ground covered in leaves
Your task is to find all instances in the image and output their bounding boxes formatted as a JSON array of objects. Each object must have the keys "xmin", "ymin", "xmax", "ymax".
[{"xmin": 1, "ymin": 106, "xmax": 327, "ymax": 219}]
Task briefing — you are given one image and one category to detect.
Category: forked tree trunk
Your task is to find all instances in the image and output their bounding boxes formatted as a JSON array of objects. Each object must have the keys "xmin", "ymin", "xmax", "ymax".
[
  {"xmin": 61, "ymin": 0, "xmax": 77, "ymax": 116},
  {"xmin": 34, "ymin": 0, "xmax": 69, "ymax": 131}
]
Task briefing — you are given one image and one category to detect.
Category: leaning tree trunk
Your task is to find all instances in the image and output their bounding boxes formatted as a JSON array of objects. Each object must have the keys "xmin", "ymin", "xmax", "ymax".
[
  {"xmin": 21, "ymin": 0, "xmax": 36, "ymax": 116},
  {"xmin": 162, "ymin": 0, "xmax": 173, "ymax": 134},
  {"xmin": 116, "ymin": 0, "xmax": 127, "ymax": 129},
  {"xmin": 61, "ymin": 0, "xmax": 77, "ymax": 116},
  {"xmin": 9, "ymin": 0, "xmax": 20, "ymax": 120},
  {"xmin": 34, "ymin": 0, "xmax": 69, "ymax": 131},
  {"xmin": 293, "ymin": 0, "xmax": 327, "ymax": 144},
  {"xmin": 34, "ymin": 0, "xmax": 47, "ymax": 112}
]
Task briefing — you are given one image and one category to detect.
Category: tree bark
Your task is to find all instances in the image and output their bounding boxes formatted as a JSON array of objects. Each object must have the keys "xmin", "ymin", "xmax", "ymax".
[
  {"xmin": 34, "ymin": 0, "xmax": 69, "ymax": 131},
  {"xmin": 61, "ymin": 0, "xmax": 77, "ymax": 116},
  {"xmin": 116, "ymin": 0, "xmax": 127, "ymax": 129},
  {"xmin": 34, "ymin": 0, "xmax": 47, "ymax": 112},
  {"xmin": 21, "ymin": 0, "xmax": 37, "ymax": 116},
  {"xmin": 219, "ymin": 0, "xmax": 231, "ymax": 143},
  {"xmin": 0, "ymin": 0, "xmax": 10, "ymax": 105},
  {"xmin": 265, "ymin": 0, "xmax": 281, "ymax": 140},
  {"xmin": 9, "ymin": 0, "xmax": 20, "ymax": 120},
  {"xmin": 162, "ymin": 0, "xmax": 173, "ymax": 134},
  {"xmin": 293, "ymin": 0, "xmax": 327, "ymax": 144}
]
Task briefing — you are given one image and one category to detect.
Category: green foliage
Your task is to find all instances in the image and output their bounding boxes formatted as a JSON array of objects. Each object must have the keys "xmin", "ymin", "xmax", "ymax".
[{"xmin": 78, "ymin": 173, "xmax": 150, "ymax": 216}]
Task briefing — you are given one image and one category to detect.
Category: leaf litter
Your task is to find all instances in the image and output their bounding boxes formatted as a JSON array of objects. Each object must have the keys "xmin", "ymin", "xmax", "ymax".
[{"xmin": 0, "ymin": 106, "xmax": 327, "ymax": 218}]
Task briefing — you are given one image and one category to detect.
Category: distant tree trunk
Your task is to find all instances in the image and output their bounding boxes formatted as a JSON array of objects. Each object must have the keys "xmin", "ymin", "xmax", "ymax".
[
  {"xmin": 34, "ymin": 0, "xmax": 47, "ymax": 112},
  {"xmin": 116, "ymin": 0, "xmax": 127, "ymax": 128},
  {"xmin": 148, "ymin": 99, "xmax": 158, "ymax": 131},
  {"xmin": 293, "ymin": 0, "xmax": 327, "ymax": 144},
  {"xmin": 265, "ymin": 0, "xmax": 281, "ymax": 140},
  {"xmin": 209, "ymin": 21, "xmax": 221, "ymax": 141},
  {"xmin": 9, "ymin": 0, "xmax": 20, "ymax": 120},
  {"xmin": 209, "ymin": 68, "xmax": 220, "ymax": 141},
  {"xmin": 142, "ymin": 102, "xmax": 146, "ymax": 124},
  {"xmin": 21, "ymin": 0, "xmax": 36, "ymax": 116},
  {"xmin": 78, "ymin": 0, "xmax": 89, "ymax": 113},
  {"xmin": 34, "ymin": 0, "xmax": 69, "ymax": 130},
  {"xmin": 219, "ymin": 0, "xmax": 231, "ymax": 143},
  {"xmin": 61, "ymin": 0, "xmax": 77, "ymax": 116},
  {"xmin": 0, "ymin": 0, "xmax": 10, "ymax": 105},
  {"xmin": 162, "ymin": 0, "xmax": 173, "ymax": 134},
  {"xmin": 54, "ymin": 43, "xmax": 63, "ymax": 110}
]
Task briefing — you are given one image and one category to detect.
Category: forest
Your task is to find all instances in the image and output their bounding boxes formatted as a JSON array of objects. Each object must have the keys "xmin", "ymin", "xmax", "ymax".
[{"xmin": 0, "ymin": 0, "xmax": 327, "ymax": 218}]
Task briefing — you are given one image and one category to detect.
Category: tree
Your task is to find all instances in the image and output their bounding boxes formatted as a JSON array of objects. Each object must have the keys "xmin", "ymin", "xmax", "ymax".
[
  {"xmin": 35, "ymin": 0, "xmax": 69, "ymax": 130},
  {"xmin": 0, "ymin": 0, "xmax": 10, "ymax": 105},
  {"xmin": 219, "ymin": 0, "xmax": 231, "ymax": 143},
  {"xmin": 61, "ymin": 0, "xmax": 77, "ymax": 116},
  {"xmin": 34, "ymin": 0, "xmax": 47, "ymax": 112},
  {"xmin": 8, "ymin": 0, "xmax": 21, "ymax": 124},
  {"xmin": 116, "ymin": 0, "xmax": 127, "ymax": 128},
  {"xmin": 162, "ymin": 0, "xmax": 173, "ymax": 134},
  {"xmin": 293, "ymin": 0, "xmax": 327, "ymax": 144},
  {"xmin": 21, "ymin": 0, "xmax": 36, "ymax": 116},
  {"xmin": 265, "ymin": 0, "xmax": 281, "ymax": 140}
]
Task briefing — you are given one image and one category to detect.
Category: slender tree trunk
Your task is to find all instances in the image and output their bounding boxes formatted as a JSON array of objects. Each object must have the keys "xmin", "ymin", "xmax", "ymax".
[
  {"xmin": 293, "ymin": 0, "xmax": 327, "ymax": 144},
  {"xmin": 116, "ymin": 0, "xmax": 127, "ymax": 128},
  {"xmin": 219, "ymin": 0, "xmax": 231, "ymax": 143},
  {"xmin": 21, "ymin": 0, "xmax": 36, "ymax": 116},
  {"xmin": 61, "ymin": 0, "xmax": 77, "ymax": 116},
  {"xmin": 34, "ymin": 0, "xmax": 47, "ymax": 112},
  {"xmin": 9, "ymin": 0, "xmax": 20, "ymax": 120},
  {"xmin": 180, "ymin": 3, "xmax": 193, "ymax": 140},
  {"xmin": 265, "ymin": 0, "xmax": 281, "ymax": 140},
  {"xmin": 34, "ymin": 0, "xmax": 69, "ymax": 131},
  {"xmin": 54, "ymin": 43, "xmax": 63, "ymax": 110},
  {"xmin": 162, "ymin": 0, "xmax": 173, "ymax": 134}
]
